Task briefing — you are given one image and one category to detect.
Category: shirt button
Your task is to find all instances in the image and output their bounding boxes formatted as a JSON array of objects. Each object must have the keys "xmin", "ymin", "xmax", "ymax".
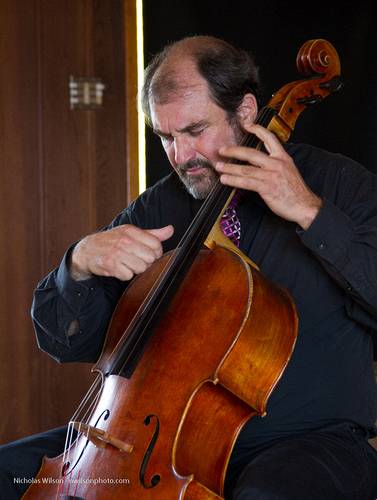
[
  {"xmin": 77, "ymin": 291, "xmax": 82, "ymax": 297},
  {"xmin": 318, "ymin": 242, "xmax": 326, "ymax": 250},
  {"xmin": 89, "ymin": 287, "xmax": 94, "ymax": 291}
]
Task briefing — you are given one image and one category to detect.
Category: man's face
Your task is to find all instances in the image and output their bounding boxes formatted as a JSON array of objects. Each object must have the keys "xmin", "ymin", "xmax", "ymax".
[{"xmin": 150, "ymin": 72, "xmax": 242, "ymax": 199}]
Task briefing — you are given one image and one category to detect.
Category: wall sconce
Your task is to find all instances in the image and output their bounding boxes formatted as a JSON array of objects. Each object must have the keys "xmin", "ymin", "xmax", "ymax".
[{"xmin": 69, "ymin": 76, "xmax": 106, "ymax": 110}]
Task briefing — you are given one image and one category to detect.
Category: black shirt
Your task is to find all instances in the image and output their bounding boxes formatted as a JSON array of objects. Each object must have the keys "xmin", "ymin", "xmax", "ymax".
[{"xmin": 31, "ymin": 143, "xmax": 377, "ymax": 454}]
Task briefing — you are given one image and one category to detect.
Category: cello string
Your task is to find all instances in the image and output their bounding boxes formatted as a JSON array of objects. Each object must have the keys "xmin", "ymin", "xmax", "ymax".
[
  {"xmin": 61, "ymin": 374, "xmax": 104, "ymax": 477},
  {"xmin": 70, "ymin": 374, "xmax": 103, "ymax": 421}
]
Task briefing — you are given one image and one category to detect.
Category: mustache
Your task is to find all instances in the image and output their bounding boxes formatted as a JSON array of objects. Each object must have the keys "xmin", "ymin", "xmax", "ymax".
[{"xmin": 177, "ymin": 158, "xmax": 213, "ymax": 173}]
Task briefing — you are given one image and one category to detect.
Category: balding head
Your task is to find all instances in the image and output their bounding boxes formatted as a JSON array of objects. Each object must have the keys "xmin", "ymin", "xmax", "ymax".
[{"xmin": 141, "ymin": 36, "xmax": 261, "ymax": 125}]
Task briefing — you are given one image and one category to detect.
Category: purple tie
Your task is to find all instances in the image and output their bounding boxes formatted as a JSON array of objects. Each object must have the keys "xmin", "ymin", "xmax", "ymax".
[{"xmin": 220, "ymin": 191, "xmax": 241, "ymax": 247}]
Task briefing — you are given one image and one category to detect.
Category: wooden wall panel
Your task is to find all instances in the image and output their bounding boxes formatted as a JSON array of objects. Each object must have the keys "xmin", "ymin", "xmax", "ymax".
[
  {"xmin": 0, "ymin": 0, "xmax": 136, "ymax": 444},
  {"xmin": 0, "ymin": 0, "xmax": 43, "ymax": 440},
  {"xmin": 92, "ymin": 0, "xmax": 128, "ymax": 226}
]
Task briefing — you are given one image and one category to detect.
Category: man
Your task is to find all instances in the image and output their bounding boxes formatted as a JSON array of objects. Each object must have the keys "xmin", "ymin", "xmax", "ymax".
[{"xmin": 1, "ymin": 36, "xmax": 377, "ymax": 499}]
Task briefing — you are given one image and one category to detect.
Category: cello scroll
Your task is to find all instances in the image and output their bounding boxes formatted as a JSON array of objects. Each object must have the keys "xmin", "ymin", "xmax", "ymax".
[{"xmin": 267, "ymin": 39, "xmax": 343, "ymax": 143}]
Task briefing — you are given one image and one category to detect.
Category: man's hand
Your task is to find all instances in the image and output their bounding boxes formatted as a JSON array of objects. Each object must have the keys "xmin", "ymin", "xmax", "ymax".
[
  {"xmin": 216, "ymin": 124, "xmax": 322, "ymax": 229},
  {"xmin": 70, "ymin": 224, "xmax": 174, "ymax": 281}
]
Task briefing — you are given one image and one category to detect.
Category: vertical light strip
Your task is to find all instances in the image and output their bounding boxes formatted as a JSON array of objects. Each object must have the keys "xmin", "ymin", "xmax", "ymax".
[{"xmin": 136, "ymin": 0, "xmax": 146, "ymax": 193}]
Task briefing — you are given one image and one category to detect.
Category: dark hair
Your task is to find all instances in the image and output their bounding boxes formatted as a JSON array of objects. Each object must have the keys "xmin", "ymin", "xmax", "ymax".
[{"xmin": 141, "ymin": 36, "xmax": 261, "ymax": 125}]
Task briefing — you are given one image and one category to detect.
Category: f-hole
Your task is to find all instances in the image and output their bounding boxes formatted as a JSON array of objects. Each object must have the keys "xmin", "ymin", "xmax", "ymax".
[{"xmin": 139, "ymin": 414, "xmax": 161, "ymax": 488}]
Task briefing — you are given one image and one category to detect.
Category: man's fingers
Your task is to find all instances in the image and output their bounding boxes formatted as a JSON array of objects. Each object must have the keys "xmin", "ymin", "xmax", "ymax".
[
  {"xmin": 243, "ymin": 123, "xmax": 283, "ymax": 155},
  {"xmin": 123, "ymin": 225, "xmax": 173, "ymax": 255},
  {"xmin": 71, "ymin": 224, "xmax": 174, "ymax": 282},
  {"xmin": 114, "ymin": 227, "xmax": 174, "ymax": 281},
  {"xmin": 147, "ymin": 224, "xmax": 174, "ymax": 242},
  {"xmin": 119, "ymin": 252, "xmax": 150, "ymax": 276},
  {"xmin": 219, "ymin": 124, "xmax": 285, "ymax": 167},
  {"xmin": 216, "ymin": 162, "xmax": 267, "ymax": 177},
  {"xmin": 217, "ymin": 171, "xmax": 265, "ymax": 192},
  {"xmin": 219, "ymin": 145, "xmax": 278, "ymax": 171}
]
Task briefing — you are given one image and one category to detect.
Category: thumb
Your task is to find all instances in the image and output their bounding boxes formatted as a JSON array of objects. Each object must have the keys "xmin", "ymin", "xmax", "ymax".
[{"xmin": 147, "ymin": 225, "xmax": 174, "ymax": 241}]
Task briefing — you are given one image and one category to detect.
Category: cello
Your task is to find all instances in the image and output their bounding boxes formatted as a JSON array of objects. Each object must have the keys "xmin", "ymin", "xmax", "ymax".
[{"xmin": 24, "ymin": 39, "xmax": 343, "ymax": 499}]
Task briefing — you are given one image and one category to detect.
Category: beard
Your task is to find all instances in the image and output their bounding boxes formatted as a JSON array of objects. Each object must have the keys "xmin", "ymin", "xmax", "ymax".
[
  {"xmin": 175, "ymin": 120, "xmax": 245, "ymax": 200},
  {"xmin": 175, "ymin": 158, "xmax": 219, "ymax": 200}
]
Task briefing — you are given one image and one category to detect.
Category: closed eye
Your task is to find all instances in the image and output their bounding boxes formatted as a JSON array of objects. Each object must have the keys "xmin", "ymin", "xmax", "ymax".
[{"xmin": 189, "ymin": 128, "xmax": 205, "ymax": 137}]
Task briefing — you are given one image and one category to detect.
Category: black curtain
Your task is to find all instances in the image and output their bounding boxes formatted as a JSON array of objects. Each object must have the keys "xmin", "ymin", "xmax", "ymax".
[{"xmin": 143, "ymin": 0, "xmax": 377, "ymax": 186}]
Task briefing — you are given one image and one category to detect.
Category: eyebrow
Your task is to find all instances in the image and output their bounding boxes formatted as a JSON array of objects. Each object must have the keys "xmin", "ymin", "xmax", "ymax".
[{"xmin": 153, "ymin": 120, "xmax": 208, "ymax": 138}]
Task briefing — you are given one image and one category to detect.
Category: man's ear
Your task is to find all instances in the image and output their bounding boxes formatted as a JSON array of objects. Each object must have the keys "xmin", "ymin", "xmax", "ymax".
[{"xmin": 236, "ymin": 93, "xmax": 258, "ymax": 129}]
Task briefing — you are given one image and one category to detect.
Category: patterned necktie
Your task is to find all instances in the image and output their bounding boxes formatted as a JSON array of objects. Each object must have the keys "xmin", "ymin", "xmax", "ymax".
[{"xmin": 220, "ymin": 191, "xmax": 241, "ymax": 247}]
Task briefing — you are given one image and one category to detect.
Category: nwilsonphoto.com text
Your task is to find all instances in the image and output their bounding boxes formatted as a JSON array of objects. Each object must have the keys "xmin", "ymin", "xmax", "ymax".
[{"xmin": 14, "ymin": 477, "xmax": 130, "ymax": 485}]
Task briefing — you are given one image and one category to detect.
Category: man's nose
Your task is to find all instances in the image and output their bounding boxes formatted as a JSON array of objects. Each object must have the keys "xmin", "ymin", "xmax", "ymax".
[{"xmin": 174, "ymin": 136, "xmax": 194, "ymax": 165}]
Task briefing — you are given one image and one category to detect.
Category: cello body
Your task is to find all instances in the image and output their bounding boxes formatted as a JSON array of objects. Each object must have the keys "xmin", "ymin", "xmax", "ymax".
[{"xmin": 24, "ymin": 247, "xmax": 297, "ymax": 499}]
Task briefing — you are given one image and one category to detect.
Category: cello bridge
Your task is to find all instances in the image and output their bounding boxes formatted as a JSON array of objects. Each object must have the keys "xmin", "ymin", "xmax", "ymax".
[{"xmin": 72, "ymin": 421, "xmax": 133, "ymax": 453}]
